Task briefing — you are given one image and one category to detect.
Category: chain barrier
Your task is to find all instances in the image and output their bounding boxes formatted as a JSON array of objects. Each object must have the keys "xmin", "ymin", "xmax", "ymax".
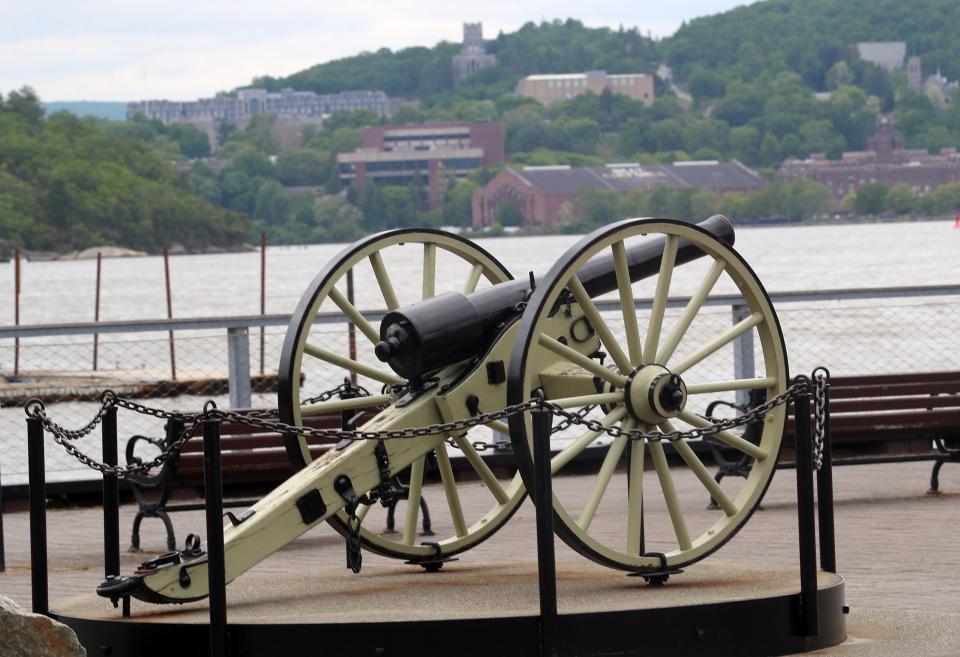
[{"xmin": 24, "ymin": 373, "xmax": 828, "ymax": 478}]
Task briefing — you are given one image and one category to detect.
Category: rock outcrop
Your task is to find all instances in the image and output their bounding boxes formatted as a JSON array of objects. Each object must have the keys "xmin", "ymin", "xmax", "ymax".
[{"xmin": 0, "ymin": 595, "xmax": 86, "ymax": 657}]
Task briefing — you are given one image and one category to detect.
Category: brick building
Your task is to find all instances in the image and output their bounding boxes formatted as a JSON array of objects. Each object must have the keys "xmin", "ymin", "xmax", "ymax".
[
  {"xmin": 472, "ymin": 161, "xmax": 764, "ymax": 228},
  {"xmin": 337, "ymin": 122, "xmax": 505, "ymax": 209},
  {"xmin": 778, "ymin": 117, "xmax": 960, "ymax": 199},
  {"xmin": 516, "ymin": 70, "xmax": 654, "ymax": 106}
]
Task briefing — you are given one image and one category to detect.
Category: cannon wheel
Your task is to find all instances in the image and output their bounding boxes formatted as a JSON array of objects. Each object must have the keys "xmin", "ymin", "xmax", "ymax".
[
  {"xmin": 279, "ymin": 229, "xmax": 525, "ymax": 562},
  {"xmin": 507, "ymin": 218, "xmax": 788, "ymax": 572}
]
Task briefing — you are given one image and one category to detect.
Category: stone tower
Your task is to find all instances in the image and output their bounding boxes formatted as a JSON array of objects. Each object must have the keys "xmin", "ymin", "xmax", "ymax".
[
  {"xmin": 907, "ymin": 56, "xmax": 922, "ymax": 91},
  {"xmin": 452, "ymin": 22, "xmax": 497, "ymax": 85}
]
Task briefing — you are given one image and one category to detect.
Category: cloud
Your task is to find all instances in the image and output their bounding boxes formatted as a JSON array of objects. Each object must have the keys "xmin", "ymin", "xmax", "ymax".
[{"xmin": 0, "ymin": 0, "xmax": 746, "ymax": 101}]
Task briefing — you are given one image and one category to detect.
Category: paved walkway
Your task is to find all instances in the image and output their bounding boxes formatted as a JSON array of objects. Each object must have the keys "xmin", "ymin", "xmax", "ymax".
[
  {"xmin": 1, "ymin": 460, "xmax": 956, "ymax": 616},
  {"xmin": 0, "ymin": 463, "xmax": 960, "ymax": 655}
]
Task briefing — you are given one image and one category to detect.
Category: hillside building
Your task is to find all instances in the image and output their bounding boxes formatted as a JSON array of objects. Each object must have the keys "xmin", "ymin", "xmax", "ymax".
[
  {"xmin": 452, "ymin": 23, "xmax": 497, "ymax": 85},
  {"xmin": 127, "ymin": 88, "xmax": 388, "ymax": 150},
  {"xmin": 472, "ymin": 161, "xmax": 763, "ymax": 228},
  {"xmin": 855, "ymin": 42, "xmax": 906, "ymax": 71},
  {"xmin": 337, "ymin": 122, "xmax": 505, "ymax": 210},
  {"xmin": 516, "ymin": 70, "xmax": 654, "ymax": 106},
  {"xmin": 778, "ymin": 117, "xmax": 960, "ymax": 198}
]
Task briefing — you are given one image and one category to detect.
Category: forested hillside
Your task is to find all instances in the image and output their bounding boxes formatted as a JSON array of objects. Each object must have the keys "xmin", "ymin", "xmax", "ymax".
[{"xmin": 0, "ymin": 88, "xmax": 250, "ymax": 255}]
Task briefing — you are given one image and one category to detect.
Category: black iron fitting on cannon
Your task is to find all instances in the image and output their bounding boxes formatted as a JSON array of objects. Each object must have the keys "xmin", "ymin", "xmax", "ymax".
[{"xmin": 375, "ymin": 215, "xmax": 734, "ymax": 382}]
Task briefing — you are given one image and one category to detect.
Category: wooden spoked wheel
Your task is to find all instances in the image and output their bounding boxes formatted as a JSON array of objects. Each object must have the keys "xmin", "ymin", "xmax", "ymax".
[
  {"xmin": 278, "ymin": 229, "xmax": 525, "ymax": 561},
  {"xmin": 507, "ymin": 218, "xmax": 788, "ymax": 572}
]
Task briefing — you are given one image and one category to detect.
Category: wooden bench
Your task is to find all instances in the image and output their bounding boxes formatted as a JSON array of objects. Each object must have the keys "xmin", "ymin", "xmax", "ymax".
[
  {"xmin": 706, "ymin": 371, "xmax": 960, "ymax": 497},
  {"xmin": 125, "ymin": 410, "xmax": 366, "ymax": 551}
]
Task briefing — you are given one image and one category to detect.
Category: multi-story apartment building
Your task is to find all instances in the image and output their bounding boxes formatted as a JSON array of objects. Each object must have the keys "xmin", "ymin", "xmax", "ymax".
[
  {"xmin": 516, "ymin": 70, "xmax": 654, "ymax": 106},
  {"xmin": 779, "ymin": 117, "xmax": 960, "ymax": 199},
  {"xmin": 337, "ymin": 122, "xmax": 505, "ymax": 209}
]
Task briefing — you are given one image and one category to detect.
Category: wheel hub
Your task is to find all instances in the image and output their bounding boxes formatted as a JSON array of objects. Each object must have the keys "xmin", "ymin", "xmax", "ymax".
[{"xmin": 623, "ymin": 364, "xmax": 688, "ymax": 424}]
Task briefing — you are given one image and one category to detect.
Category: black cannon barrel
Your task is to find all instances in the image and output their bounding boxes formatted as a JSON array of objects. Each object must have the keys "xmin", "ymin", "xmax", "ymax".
[{"xmin": 376, "ymin": 216, "xmax": 734, "ymax": 381}]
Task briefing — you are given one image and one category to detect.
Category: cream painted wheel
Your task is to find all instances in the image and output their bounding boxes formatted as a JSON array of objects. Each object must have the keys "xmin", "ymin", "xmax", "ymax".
[
  {"xmin": 278, "ymin": 229, "xmax": 525, "ymax": 562},
  {"xmin": 507, "ymin": 217, "xmax": 788, "ymax": 572}
]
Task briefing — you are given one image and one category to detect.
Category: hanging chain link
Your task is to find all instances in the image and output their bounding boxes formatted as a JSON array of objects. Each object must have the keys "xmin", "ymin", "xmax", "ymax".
[
  {"xmin": 25, "ymin": 374, "xmax": 827, "ymax": 478},
  {"xmin": 812, "ymin": 372, "xmax": 827, "ymax": 471}
]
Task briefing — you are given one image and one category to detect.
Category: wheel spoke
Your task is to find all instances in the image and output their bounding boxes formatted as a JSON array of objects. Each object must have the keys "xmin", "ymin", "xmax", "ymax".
[
  {"xmin": 301, "ymin": 393, "xmax": 393, "ymax": 417},
  {"xmin": 356, "ymin": 502, "xmax": 372, "ymax": 522},
  {"xmin": 612, "ymin": 240, "xmax": 642, "ymax": 366},
  {"xmin": 369, "ymin": 252, "xmax": 400, "ymax": 310},
  {"xmin": 435, "ymin": 447, "xmax": 468, "ymax": 538},
  {"xmin": 685, "ymin": 377, "xmax": 776, "ymax": 395},
  {"xmin": 672, "ymin": 312, "xmax": 764, "ymax": 374},
  {"xmin": 303, "ymin": 342, "xmax": 404, "ymax": 385},
  {"xmin": 452, "ymin": 434, "xmax": 510, "ymax": 504},
  {"xmin": 422, "ymin": 243, "xmax": 436, "ymax": 300},
  {"xmin": 552, "ymin": 407, "xmax": 627, "ymax": 474},
  {"xmin": 402, "ymin": 455, "xmax": 426, "ymax": 545},
  {"xmin": 567, "ymin": 276, "xmax": 631, "ymax": 373},
  {"xmin": 648, "ymin": 438, "xmax": 692, "ymax": 551},
  {"xmin": 538, "ymin": 333, "xmax": 627, "ymax": 387},
  {"xmin": 547, "ymin": 391, "xmax": 623, "ymax": 409},
  {"xmin": 656, "ymin": 259, "xmax": 726, "ymax": 365},
  {"xmin": 463, "ymin": 262, "xmax": 484, "ymax": 293},
  {"xmin": 676, "ymin": 410, "xmax": 767, "ymax": 460},
  {"xmin": 660, "ymin": 420, "xmax": 737, "ymax": 516},
  {"xmin": 485, "ymin": 419, "xmax": 511, "ymax": 435},
  {"xmin": 626, "ymin": 420, "xmax": 645, "ymax": 554},
  {"xmin": 577, "ymin": 434, "xmax": 627, "ymax": 531},
  {"xmin": 643, "ymin": 234, "xmax": 678, "ymax": 363},
  {"xmin": 328, "ymin": 287, "xmax": 380, "ymax": 345}
]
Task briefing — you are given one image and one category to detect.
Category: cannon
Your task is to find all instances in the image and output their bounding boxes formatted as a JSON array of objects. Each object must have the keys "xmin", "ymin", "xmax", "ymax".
[{"xmin": 100, "ymin": 216, "xmax": 788, "ymax": 603}]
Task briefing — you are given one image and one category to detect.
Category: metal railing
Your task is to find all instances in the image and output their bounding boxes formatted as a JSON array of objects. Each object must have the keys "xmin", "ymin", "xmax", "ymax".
[{"xmin": 1, "ymin": 284, "xmax": 958, "ymax": 485}]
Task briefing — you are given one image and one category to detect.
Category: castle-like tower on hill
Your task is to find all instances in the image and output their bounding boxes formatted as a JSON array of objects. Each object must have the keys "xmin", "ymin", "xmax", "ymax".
[{"xmin": 452, "ymin": 23, "xmax": 496, "ymax": 85}]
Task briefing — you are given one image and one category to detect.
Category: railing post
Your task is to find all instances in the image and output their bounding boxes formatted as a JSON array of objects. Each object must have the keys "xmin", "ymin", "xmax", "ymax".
[
  {"xmin": 102, "ymin": 406, "xmax": 120, "ymax": 580},
  {"xmin": 532, "ymin": 407, "xmax": 558, "ymax": 657},
  {"xmin": 794, "ymin": 390, "xmax": 819, "ymax": 637},
  {"xmin": 27, "ymin": 415, "xmax": 48, "ymax": 615},
  {"xmin": 732, "ymin": 303, "xmax": 755, "ymax": 409},
  {"xmin": 0, "ymin": 455, "xmax": 5, "ymax": 572},
  {"xmin": 203, "ymin": 418, "xmax": 228, "ymax": 657},
  {"xmin": 815, "ymin": 373, "xmax": 837, "ymax": 574},
  {"xmin": 227, "ymin": 326, "xmax": 251, "ymax": 409}
]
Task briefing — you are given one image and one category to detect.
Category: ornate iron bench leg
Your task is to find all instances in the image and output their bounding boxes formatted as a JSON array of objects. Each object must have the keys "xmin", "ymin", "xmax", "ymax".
[
  {"xmin": 383, "ymin": 494, "xmax": 433, "ymax": 535},
  {"xmin": 928, "ymin": 458, "xmax": 945, "ymax": 495},
  {"xmin": 419, "ymin": 497, "xmax": 433, "ymax": 536},
  {"xmin": 158, "ymin": 510, "xmax": 177, "ymax": 551},
  {"xmin": 130, "ymin": 511, "xmax": 145, "ymax": 551}
]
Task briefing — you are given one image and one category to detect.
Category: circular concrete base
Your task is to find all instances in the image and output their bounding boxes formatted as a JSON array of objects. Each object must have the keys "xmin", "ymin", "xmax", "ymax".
[{"xmin": 53, "ymin": 561, "xmax": 846, "ymax": 657}]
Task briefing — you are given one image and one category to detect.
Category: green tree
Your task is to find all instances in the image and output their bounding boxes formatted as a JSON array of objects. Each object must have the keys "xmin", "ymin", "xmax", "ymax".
[
  {"xmin": 276, "ymin": 148, "xmax": 332, "ymax": 186},
  {"xmin": 495, "ymin": 199, "xmax": 524, "ymax": 226},
  {"xmin": 443, "ymin": 180, "xmax": 479, "ymax": 227},
  {"xmin": 253, "ymin": 180, "xmax": 290, "ymax": 224},
  {"xmin": 379, "ymin": 185, "xmax": 417, "ymax": 228},
  {"xmin": 884, "ymin": 183, "xmax": 918, "ymax": 215},
  {"xmin": 854, "ymin": 182, "xmax": 888, "ymax": 215}
]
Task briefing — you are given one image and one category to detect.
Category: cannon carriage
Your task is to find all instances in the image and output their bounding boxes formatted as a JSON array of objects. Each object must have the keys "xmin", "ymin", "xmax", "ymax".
[{"xmin": 100, "ymin": 215, "xmax": 789, "ymax": 604}]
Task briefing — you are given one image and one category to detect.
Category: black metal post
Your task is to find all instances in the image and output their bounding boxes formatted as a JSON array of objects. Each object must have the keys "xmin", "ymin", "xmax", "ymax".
[
  {"xmin": 0, "ymin": 454, "xmax": 6, "ymax": 572},
  {"xmin": 794, "ymin": 392, "xmax": 819, "ymax": 637},
  {"xmin": 203, "ymin": 418, "xmax": 228, "ymax": 657},
  {"xmin": 27, "ymin": 416, "xmax": 48, "ymax": 615},
  {"xmin": 815, "ymin": 377, "xmax": 837, "ymax": 574},
  {"xmin": 102, "ymin": 406, "xmax": 120, "ymax": 580},
  {"xmin": 532, "ymin": 408, "xmax": 558, "ymax": 657}
]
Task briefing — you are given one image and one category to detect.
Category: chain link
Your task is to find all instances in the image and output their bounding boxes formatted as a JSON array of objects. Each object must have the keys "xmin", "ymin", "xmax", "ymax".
[
  {"xmin": 812, "ymin": 372, "xmax": 827, "ymax": 471},
  {"xmin": 26, "ymin": 377, "xmax": 820, "ymax": 477}
]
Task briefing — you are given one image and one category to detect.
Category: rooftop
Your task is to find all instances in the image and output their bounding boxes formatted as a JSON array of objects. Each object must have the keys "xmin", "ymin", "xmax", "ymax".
[{"xmin": 512, "ymin": 161, "xmax": 764, "ymax": 194}]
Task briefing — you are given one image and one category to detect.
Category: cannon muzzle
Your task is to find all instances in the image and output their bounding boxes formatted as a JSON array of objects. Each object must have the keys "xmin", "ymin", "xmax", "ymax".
[{"xmin": 376, "ymin": 215, "xmax": 734, "ymax": 381}]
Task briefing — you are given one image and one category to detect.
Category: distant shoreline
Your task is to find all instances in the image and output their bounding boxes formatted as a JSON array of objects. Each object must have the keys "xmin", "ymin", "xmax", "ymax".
[{"xmin": 8, "ymin": 214, "xmax": 955, "ymax": 261}]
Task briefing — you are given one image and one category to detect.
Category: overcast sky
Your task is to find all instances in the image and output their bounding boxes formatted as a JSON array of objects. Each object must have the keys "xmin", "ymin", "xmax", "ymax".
[{"xmin": 1, "ymin": 0, "xmax": 750, "ymax": 102}]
